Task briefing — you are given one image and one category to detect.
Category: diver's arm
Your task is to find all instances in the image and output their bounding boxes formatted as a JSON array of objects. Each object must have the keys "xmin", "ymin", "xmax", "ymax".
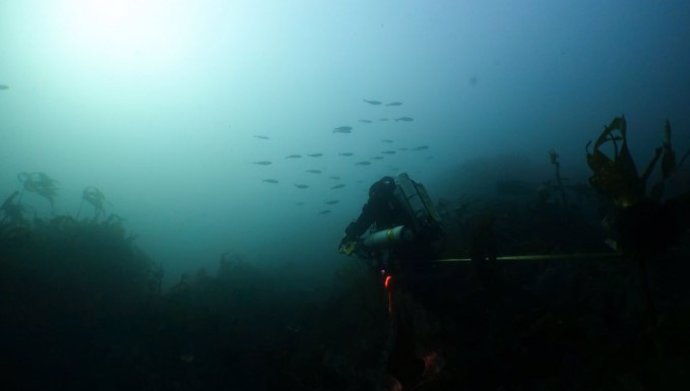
[{"xmin": 343, "ymin": 201, "xmax": 376, "ymax": 242}]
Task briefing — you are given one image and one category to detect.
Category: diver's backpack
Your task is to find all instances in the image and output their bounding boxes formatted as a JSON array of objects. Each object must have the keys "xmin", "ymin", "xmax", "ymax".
[{"xmin": 393, "ymin": 173, "xmax": 443, "ymax": 237}]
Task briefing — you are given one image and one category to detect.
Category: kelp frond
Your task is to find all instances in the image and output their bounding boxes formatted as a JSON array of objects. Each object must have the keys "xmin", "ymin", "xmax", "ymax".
[
  {"xmin": 17, "ymin": 172, "xmax": 59, "ymax": 211},
  {"xmin": 587, "ymin": 116, "xmax": 687, "ymax": 206},
  {"xmin": 586, "ymin": 116, "xmax": 644, "ymax": 207}
]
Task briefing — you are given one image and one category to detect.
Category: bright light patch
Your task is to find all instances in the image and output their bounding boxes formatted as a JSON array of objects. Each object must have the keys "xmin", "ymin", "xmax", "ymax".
[{"xmin": 56, "ymin": 0, "xmax": 193, "ymax": 75}]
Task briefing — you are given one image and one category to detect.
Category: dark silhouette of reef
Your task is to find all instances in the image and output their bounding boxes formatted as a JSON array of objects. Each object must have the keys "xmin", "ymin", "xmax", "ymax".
[
  {"xmin": 1, "ymin": 189, "xmax": 389, "ymax": 390},
  {"xmin": 1, "ymin": 116, "xmax": 689, "ymax": 390},
  {"xmin": 2, "ymin": 211, "xmax": 689, "ymax": 390}
]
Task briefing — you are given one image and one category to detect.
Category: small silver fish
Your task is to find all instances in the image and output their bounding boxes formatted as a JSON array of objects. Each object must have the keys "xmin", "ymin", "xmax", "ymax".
[
  {"xmin": 358, "ymin": 119, "xmax": 372, "ymax": 124},
  {"xmin": 413, "ymin": 145, "xmax": 429, "ymax": 151},
  {"xmin": 381, "ymin": 150, "xmax": 396, "ymax": 155},
  {"xmin": 262, "ymin": 179, "xmax": 279, "ymax": 183},
  {"xmin": 386, "ymin": 101, "xmax": 403, "ymax": 106},
  {"xmin": 331, "ymin": 184, "xmax": 345, "ymax": 189},
  {"xmin": 306, "ymin": 169, "xmax": 322, "ymax": 174},
  {"xmin": 294, "ymin": 184, "xmax": 309, "ymax": 189},
  {"xmin": 382, "ymin": 139, "xmax": 394, "ymax": 143},
  {"xmin": 324, "ymin": 200, "xmax": 339, "ymax": 205},
  {"xmin": 0, "ymin": 84, "xmax": 9, "ymax": 90},
  {"xmin": 307, "ymin": 153, "xmax": 323, "ymax": 157},
  {"xmin": 356, "ymin": 161, "xmax": 371, "ymax": 166},
  {"xmin": 253, "ymin": 161, "xmax": 272, "ymax": 165},
  {"xmin": 329, "ymin": 176, "xmax": 341, "ymax": 180},
  {"xmin": 333, "ymin": 126, "xmax": 352, "ymax": 133},
  {"xmin": 395, "ymin": 117, "xmax": 414, "ymax": 122},
  {"xmin": 363, "ymin": 99, "xmax": 382, "ymax": 105},
  {"xmin": 254, "ymin": 135, "xmax": 270, "ymax": 140},
  {"xmin": 371, "ymin": 156, "xmax": 384, "ymax": 160},
  {"xmin": 318, "ymin": 210, "xmax": 332, "ymax": 215},
  {"xmin": 285, "ymin": 154, "xmax": 302, "ymax": 159},
  {"xmin": 338, "ymin": 152, "xmax": 353, "ymax": 157}
]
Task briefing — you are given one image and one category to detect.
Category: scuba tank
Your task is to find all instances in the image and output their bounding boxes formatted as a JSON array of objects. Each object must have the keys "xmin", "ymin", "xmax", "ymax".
[{"xmin": 361, "ymin": 225, "xmax": 414, "ymax": 249}]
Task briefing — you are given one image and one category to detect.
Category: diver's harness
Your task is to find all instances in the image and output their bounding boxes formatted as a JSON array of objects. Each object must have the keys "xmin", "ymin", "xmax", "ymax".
[{"xmin": 351, "ymin": 173, "xmax": 443, "ymax": 269}]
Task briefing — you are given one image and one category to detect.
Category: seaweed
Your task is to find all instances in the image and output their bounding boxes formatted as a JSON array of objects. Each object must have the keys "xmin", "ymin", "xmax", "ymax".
[
  {"xmin": 586, "ymin": 116, "xmax": 690, "ymax": 364},
  {"xmin": 587, "ymin": 116, "xmax": 689, "ymax": 253},
  {"xmin": 0, "ymin": 191, "xmax": 33, "ymax": 243},
  {"xmin": 78, "ymin": 186, "xmax": 107, "ymax": 220},
  {"xmin": 549, "ymin": 149, "xmax": 568, "ymax": 206},
  {"xmin": 17, "ymin": 171, "xmax": 59, "ymax": 214},
  {"xmin": 1, "ymin": 191, "xmax": 25, "ymax": 226},
  {"xmin": 586, "ymin": 116, "xmax": 689, "ymax": 208},
  {"xmin": 586, "ymin": 116, "xmax": 646, "ymax": 208}
]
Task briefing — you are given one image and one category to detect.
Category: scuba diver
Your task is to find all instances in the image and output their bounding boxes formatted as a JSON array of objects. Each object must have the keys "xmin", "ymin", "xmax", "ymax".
[{"xmin": 338, "ymin": 173, "xmax": 445, "ymax": 391}]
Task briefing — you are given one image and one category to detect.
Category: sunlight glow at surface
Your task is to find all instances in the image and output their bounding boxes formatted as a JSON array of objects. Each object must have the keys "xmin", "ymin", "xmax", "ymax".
[{"xmin": 57, "ymin": 0, "xmax": 197, "ymax": 75}]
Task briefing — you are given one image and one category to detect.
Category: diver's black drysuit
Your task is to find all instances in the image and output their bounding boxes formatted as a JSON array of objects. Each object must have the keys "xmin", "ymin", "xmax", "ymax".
[
  {"xmin": 340, "ymin": 175, "xmax": 444, "ymax": 389},
  {"xmin": 341, "ymin": 176, "xmax": 440, "ymax": 269}
]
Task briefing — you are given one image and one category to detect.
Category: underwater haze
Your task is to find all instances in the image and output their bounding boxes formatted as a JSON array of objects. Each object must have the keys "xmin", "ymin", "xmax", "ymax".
[
  {"xmin": 2, "ymin": 0, "xmax": 690, "ymax": 282},
  {"xmin": 4, "ymin": 2, "xmax": 690, "ymax": 390}
]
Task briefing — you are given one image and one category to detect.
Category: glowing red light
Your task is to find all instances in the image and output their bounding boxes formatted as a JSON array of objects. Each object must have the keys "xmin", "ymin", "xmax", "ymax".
[{"xmin": 384, "ymin": 275, "xmax": 392, "ymax": 289}]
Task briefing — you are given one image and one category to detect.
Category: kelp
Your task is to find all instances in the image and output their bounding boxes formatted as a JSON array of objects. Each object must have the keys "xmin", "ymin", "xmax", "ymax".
[
  {"xmin": 548, "ymin": 149, "xmax": 568, "ymax": 206},
  {"xmin": 587, "ymin": 116, "xmax": 690, "ymax": 251},
  {"xmin": 650, "ymin": 120, "xmax": 690, "ymax": 201},
  {"xmin": 1, "ymin": 191, "xmax": 24, "ymax": 226},
  {"xmin": 586, "ymin": 117, "xmax": 645, "ymax": 207},
  {"xmin": 0, "ymin": 191, "xmax": 31, "ymax": 242},
  {"xmin": 587, "ymin": 116, "xmax": 690, "ymax": 345},
  {"xmin": 585, "ymin": 116, "xmax": 689, "ymax": 207},
  {"xmin": 78, "ymin": 186, "xmax": 107, "ymax": 220},
  {"xmin": 17, "ymin": 171, "xmax": 59, "ymax": 213}
]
